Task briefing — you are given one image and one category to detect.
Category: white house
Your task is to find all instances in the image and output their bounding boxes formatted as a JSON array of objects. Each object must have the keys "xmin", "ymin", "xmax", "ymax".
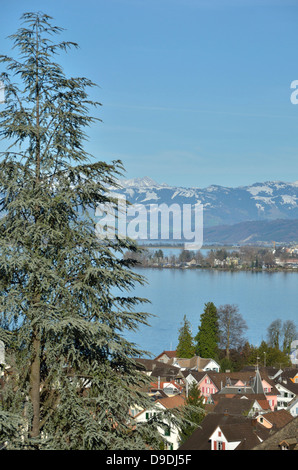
[
  {"xmin": 209, "ymin": 422, "xmax": 264, "ymax": 450},
  {"xmin": 131, "ymin": 395, "xmax": 185, "ymax": 450},
  {"xmin": 275, "ymin": 381, "xmax": 298, "ymax": 410},
  {"xmin": 210, "ymin": 425, "xmax": 240, "ymax": 450},
  {"xmin": 172, "ymin": 356, "xmax": 220, "ymax": 373}
]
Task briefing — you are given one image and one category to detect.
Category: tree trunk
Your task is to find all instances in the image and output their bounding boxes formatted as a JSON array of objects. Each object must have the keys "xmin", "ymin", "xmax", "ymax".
[
  {"xmin": 29, "ymin": 20, "xmax": 41, "ymax": 442},
  {"xmin": 29, "ymin": 331, "xmax": 41, "ymax": 439}
]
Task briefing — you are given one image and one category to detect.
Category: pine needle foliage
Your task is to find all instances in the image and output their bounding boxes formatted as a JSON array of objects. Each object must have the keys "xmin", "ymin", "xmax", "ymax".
[{"xmin": 0, "ymin": 12, "xmax": 164, "ymax": 450}]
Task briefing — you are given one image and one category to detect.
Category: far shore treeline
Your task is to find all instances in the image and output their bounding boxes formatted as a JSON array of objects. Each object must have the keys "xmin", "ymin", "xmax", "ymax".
[{"xmin": 123, "ymin": 244, "xmax": 298, "ymax": 271}]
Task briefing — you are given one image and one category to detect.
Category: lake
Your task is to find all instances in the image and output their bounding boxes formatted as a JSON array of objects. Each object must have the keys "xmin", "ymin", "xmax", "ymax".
[{"xmin": 124, "ymin": 267, "xmax": 298, "ymax": 358}]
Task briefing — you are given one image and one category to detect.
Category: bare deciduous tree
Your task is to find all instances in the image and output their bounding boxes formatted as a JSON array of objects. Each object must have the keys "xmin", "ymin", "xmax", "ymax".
[{"xmin": 217, "ymin": 304, "xmax": 248, "ymax": 359}]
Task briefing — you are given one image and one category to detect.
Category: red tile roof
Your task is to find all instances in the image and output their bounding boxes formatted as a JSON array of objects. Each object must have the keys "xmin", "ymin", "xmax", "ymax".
[{"xmin": 155, "ymin": 350, "xmax": 177, "ymax": 360}]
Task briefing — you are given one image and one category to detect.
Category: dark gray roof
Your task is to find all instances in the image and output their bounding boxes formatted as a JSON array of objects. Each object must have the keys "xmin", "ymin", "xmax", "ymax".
[
  {"xmin": 213, "ymin": 397, "xmax": 255, "ymax": 415},
  {"xmin": 134, "ymin": 358, "xmax": 180, "ymax": 378},
  {"xmin": 150, "ymin": 365, "xmax": 181, "ymax": 379},
  {"xmin": 216, "ymin": 385, "xmax": 254, "ymax": 395},
  {"xmin": 184, "ymin": 370, "xmax": 208, "ymax": 382}
]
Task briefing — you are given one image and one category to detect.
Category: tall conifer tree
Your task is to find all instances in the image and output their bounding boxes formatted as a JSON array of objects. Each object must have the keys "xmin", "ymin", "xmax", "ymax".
[
  {"xmin": 0, "ymin": 12, "xmax": 164, "ymax": 450},
  {"xmin": 195, "ymin": 302, "xmax": 219, "ymax": 359},
  {"xmin": 176, "ymin": 315, "xmax": 195, "ymax": 358}
]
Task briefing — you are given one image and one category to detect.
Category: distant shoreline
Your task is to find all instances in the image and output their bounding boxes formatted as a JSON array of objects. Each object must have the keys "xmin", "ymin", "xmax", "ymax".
[
  {"xmin": 139, "ymin": 244, "xmax": 239, "ymax": 250},
  {"xmin": 127, "ymin": 244, "xmax": 298, "ymax": 272},
  {"xmin": 135, "ymin": 265, "xmax": 298, "ymax": 272}
]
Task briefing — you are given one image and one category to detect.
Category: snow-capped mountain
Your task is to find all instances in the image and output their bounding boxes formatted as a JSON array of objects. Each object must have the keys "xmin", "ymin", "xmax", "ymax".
[{"xmin": 111, "ymin": 177, "xmax": 298, "ymax": 228}]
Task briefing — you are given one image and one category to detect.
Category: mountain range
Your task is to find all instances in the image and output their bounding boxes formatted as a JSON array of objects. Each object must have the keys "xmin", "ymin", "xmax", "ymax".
[{"xmin": 109, "ymin": 177, "xmax": 298, "ymax": 244}]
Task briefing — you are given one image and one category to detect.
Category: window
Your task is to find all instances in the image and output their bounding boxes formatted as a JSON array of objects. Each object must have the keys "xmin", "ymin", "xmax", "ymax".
[
  {"xmin": 216, "ymin": 441, "xmax": 225, "ymax": 450},
  {"xmin": 165, "ymin": 426, "xmax": 171, "ymax": 437}
]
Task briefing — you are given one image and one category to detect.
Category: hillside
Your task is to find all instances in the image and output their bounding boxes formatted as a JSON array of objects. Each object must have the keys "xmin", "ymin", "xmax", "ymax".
[{"xmin": 203, "ymin": 218, "xmax": 298, "ymax": 244}]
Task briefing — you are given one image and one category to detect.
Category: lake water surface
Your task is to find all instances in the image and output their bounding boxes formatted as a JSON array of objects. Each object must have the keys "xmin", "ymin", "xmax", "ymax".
[{"xmin": 124, "ymin": 268, "xmax": 298, "ymax": 358}]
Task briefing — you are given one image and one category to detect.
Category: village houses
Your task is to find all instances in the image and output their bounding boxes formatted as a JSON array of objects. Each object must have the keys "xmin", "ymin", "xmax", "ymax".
[{"xmin": 132, "ymin": 350, "xmax": 298, "ymax": 450}]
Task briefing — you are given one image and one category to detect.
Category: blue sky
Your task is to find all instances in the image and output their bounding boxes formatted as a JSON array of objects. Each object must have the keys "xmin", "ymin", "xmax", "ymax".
[{"xmin": 1, "ymin": 0, "xmax": 298, "ymax": 188}]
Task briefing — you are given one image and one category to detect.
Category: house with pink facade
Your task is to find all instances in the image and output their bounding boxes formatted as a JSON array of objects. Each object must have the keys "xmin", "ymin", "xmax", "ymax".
[
  {"xmin": 208, "ymin": 368, "xmax": 279, "ymax": 411},
  {"xmin": 184, "ymin": 367, "xmax": 279, "ymax": 411},
  {"xmin": 184, "ymin": 371, "xmax": 219, "ymax": 403}
]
